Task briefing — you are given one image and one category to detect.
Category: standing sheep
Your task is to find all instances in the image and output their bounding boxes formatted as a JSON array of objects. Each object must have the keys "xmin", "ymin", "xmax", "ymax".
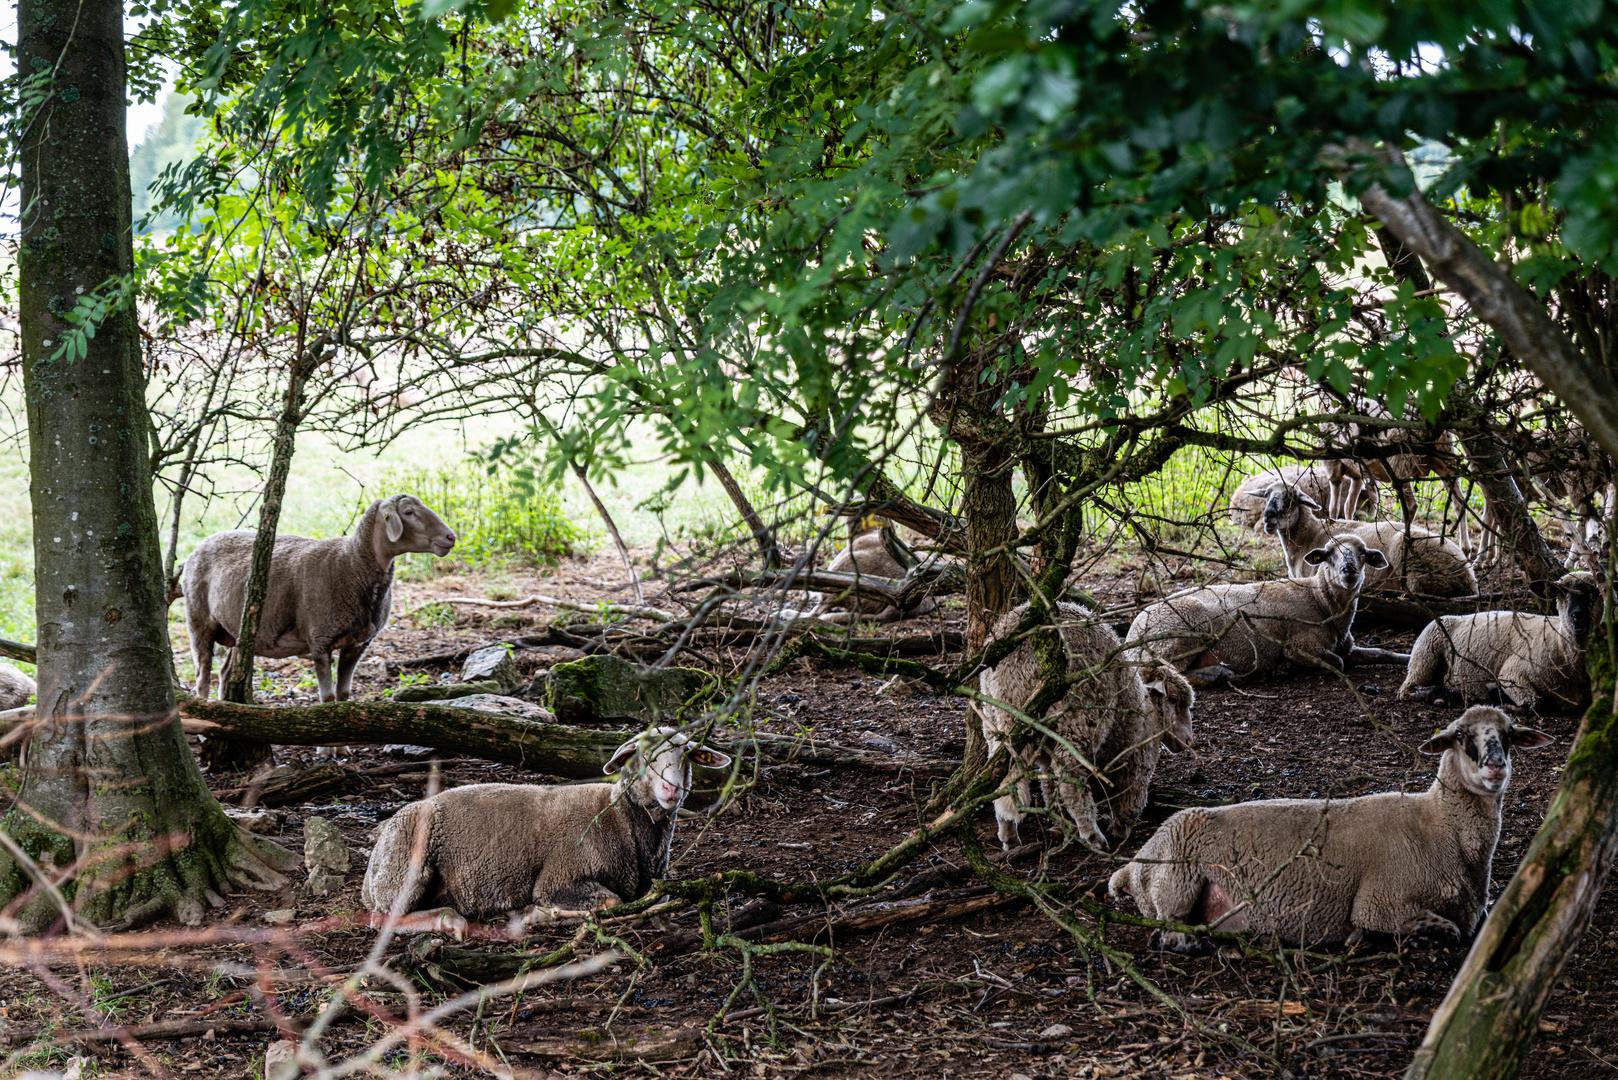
[
  {"xmin": 1109, "ymin": 707, "xmax": 1552, "ymax": 950},
  {"xmin": 1229, "ymin": 464, "xmax": 1372, "ymax": 530},
  {"xmin": 180, "ymin": 494, "xmax": 456, "ymax": 704},
  {"xmin": 1124, "ymin": 533, "xmax": 1387, "ymax": 684},
  {"xmin": 1399, "ymin": 571, "xmax": 1605, "ymax": 712},
  {"xmin": 979, "ymin": 602, "xmax": 1195, "ymax": 850},
  {"xmin": 361, "ymin": 728, "xmax": 730, "ymax": 937},
  {"xmin": 1261, "ymin": 483, "xmax": 1476, "ymax": 598}
]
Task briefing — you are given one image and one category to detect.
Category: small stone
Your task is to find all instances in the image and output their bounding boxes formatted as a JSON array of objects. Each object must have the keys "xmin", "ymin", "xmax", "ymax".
[
  {"xmin": 856, "ymin": 731, "xmax": 903, "ymax": 755},
  {"xmin": 382, "ymin": 744, "xmax": 436, "ymax": 759},
  {"xmin": 0, "ymin": 663, "xmax": 35, "ymax": 710},
  {"xmin": 303, "ymin": 817, "xmax": 349, "ymax": 874},
  {"xmin": 263, "ymin": 909, "xmax": 296, "ymax": 925},
  {"xmin": 356, "ymin": 656, "xmax": 389, "ymax": 680},
  {"xmin": 1011, "ymin": 1074, "xmax": 1035, "ymax": 1080},
  {"xmin": 1038, "ymin": 1023, "xmax": 1073, "ymax": 1038},
  {"xmin": 394, "ymin": 679, "xmax": 502, "ymax": 702},
  {"xmin": 876, "ymin": 675, "xmax": 925, "ymax": 698},
  {"xmin": 225, "ymin": 807, "xmax": 285, "ymax": 834},
  {"xmin": 306, "ymin": 873, "xmax": 346, "ymax": 897},
  {"xmin": 720, "ymin": 849, "xmax": 742, "ymax": 858},
  {"xmin": 201, "ymin": 1027, "xmax": 215, "ymax": 1041},
  {"xmin": 462, "ymin": 646, "xmax": 522, "ymax": 691},
  {"xmin": 439, "ymin": 695, "xmax": 555, "ymax": 721},
  {"xmin": 264, "ymin": 1038, "xmax": 298, "ymax": 1080}
]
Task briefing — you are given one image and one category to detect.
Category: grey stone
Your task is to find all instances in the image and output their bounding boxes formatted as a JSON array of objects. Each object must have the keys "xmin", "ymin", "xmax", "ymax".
[
  {"xmin": 382, "ymin": 743, "xmax": 437, "ymax": 759},
  {"xmin": 544, "ymin": 655, "xmax": 711, "ymax": 724},
  {"xmin": 439, "ymin": 695, "xmax": 555, "ymax": 721},
  {"xmin": 263, "ymin": 908, "xmax": 297, "ymax": 925},
  {"xmin": 0, "ymin": 663, "xmax": 35, "ymax": 710},
  {"xmin": 395, "ymin": 679, "xmax": 502, "ymax": 702},
  {"xmin": 303, "ymin": 816, "xmax": 350, "ymax": 874},
  {"xmin": 462, "ymin": 645, "xmax": 522, "ymax": 691},
  {"xmin": 225, "ymin": 807, "xmax": 286, "ymax": 834}
]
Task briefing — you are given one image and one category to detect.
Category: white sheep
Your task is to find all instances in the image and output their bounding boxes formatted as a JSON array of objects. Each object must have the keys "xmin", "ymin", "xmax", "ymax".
[
  {"xmin": 1399, "ymin": 571, "xmax": 1604, "ymax": 712},
  {"xmin": 817, "ymin": 524, "xmax": 937, "ymax": 624},
  {"xmin": 1124, "ymin": 533, "xmax": 1388, "ymax": 684},
  {"xmin": 361, "ymin": 727, "xmax": 730, "ymax": 937},
  {"xmin": 1229, "ymin": 464, "xmax": 1372, "ymax": 530},
  {"xmin": 1260, "ymin": 483, "xmax": 1476, "ymax": 598},
  {"xmin": 979, "ymin": 601, "xmax": 1194, "ymax": 850},
  {"xmin": 180, "ymin": 494, "xmax": 456, "ymax": 704},
  {"xmin": 1109, "ymin": 706, "xmax": 1552, "ymax": 950}
]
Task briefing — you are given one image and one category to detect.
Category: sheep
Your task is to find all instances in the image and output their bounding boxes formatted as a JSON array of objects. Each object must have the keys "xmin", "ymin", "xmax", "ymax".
[
  {"xmin": 1321, "ymin": 398, "xmax": 1470, "ymax": 544},
  {"xmin": 816, "ymin": 522, "xmax": 937, "ymax": 624},
  {"xmin": 360, "ymin": 727, "xmax": 731, "ymax": 937},
  {"xmin": 1108, "ymin": 706, "xmax": 1552, "ymax": 950},
  {"xmin": 0, "ymin": 664, "xmax": 34, "ymax": 710},
  {"xmin": 1260, "ymin": 483, "xmax": 1476, "ymax": 598},
  {"xmin": 1399, "ymin": 571, "xmax": 1604, "ymax": 712},
  {"xmin": 1229, "ymin": 464, "xmax": 1372, "ymax": 529},
  {"xmin": 180, "ymin": 494, "xmax": 456, "ymax": 704},
  {"xmin": 1124, "ymin": 533, "xmax": 1388, "ymax": 684},
  {"xmin": 979, "ymin": 602, "xmax": 1194, "ymax": 850}
]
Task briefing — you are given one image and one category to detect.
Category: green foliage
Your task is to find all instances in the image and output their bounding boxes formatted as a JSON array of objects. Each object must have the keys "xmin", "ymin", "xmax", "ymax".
[
  {"xmin": 129, "ymin": 92, "xmax": 208, "ymax": 231},
  {"xmin": 372, "ymin": 459, "xmax": 586, "ymax": 574}
]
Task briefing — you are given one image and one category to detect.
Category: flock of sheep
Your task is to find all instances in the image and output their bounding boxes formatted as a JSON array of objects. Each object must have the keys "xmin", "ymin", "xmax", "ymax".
[{"xmin": 167, "ymin": 452, "xmax": 1606, "ymax": 953}]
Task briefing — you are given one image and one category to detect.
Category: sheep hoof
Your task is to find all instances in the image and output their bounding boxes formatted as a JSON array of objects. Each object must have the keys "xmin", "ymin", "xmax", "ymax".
[
  {"xmin": 1185, "ymin": 666, "xmax": 1237, "ymax": 689},
  {"xmin": 1402, "ymin": 685, "xmax": 1446, "ymax": 705},
  {"xmin": 1398, "ymin": 912, "xmax": 1463, "ymax": 945},
  {"xmin": 1147, "ymin": 930, "xmax": 1214, "ymax": 955}
]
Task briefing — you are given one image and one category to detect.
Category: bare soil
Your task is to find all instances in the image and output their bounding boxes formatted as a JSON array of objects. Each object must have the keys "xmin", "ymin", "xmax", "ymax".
[{"xmin": 3, "ymin": 548, "xmax": 1614, "ymax": 1080}]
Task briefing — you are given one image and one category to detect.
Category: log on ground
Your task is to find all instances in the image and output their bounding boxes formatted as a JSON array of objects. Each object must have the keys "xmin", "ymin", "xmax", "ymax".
[{"xmin": 175, "ymin": 697, "xmax": 957, "ymax": 778}]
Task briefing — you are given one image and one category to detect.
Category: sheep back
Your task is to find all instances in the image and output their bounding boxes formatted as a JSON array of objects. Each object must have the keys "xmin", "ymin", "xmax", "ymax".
[
  {"xmin": 1125, "ymin": 579, "xmax": 1350, "ymax": 677},
  {"xmin": 1401, "ymin": 612, "xmax": 1588, "ymax": 710},
  {"xmin": 1344, "ymin": 521, "xmax": 1475, "ymax": 597},
  {"xmin": 823, "ymin": 529, "xmax": 935, "ymax": 619},
  {"xmin": 181, "ymin": 501, "xmax": 394, "ymax": 658},
  {"xmin": 362, "ymin": 781, "xmax": 665, "ymax": 918},
  {"xmin": 1111, "ymin": 791, "xmax": 1478, "ymax": 947}
]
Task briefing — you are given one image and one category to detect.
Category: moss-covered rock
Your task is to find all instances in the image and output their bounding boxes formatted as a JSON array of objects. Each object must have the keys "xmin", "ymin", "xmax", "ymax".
[
  {"xmin": 395, "ymin": 679, "xmax": 504, "ymax": 702},
  {"xmin": 544, "ymin": 655, "xmax": 712, "ymax": 724}
]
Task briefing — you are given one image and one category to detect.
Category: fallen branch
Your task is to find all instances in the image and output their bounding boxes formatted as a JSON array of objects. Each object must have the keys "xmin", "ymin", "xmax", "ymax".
[
  {"xmin": 676, "ymin": 561, "xmax": 967, "ymax": 611},
  {"xmin": 0, "ymin": 637, "xmax": 34, "ymax": 665},
  {"xmin": 1356, "ymin": 590, "xmax": 1540, "ymax": 629},
  {"xmin": 407, "ymin": 594, "xmax": 677, "ymax": 623},
  {"xmin": 505, "ymin": 1024, "xmax": 703, "ymax": 1063},
  {"xmin": 169, "ymin": 697, "xmax": 958, "ymax": 778}
]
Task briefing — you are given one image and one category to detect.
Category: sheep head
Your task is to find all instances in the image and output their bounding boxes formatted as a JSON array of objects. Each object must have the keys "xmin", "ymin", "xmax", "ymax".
[
  {"xmin": 1260, "ymin": 482, "xmax": 1319, "ymax": 535},
  {"xmin": 1419, "ymin": 706, "xmax": 1553, "ymax": 797},
  {"xmin": 372, "ymin": 494, "xmax": 457, "ymax": 567},
  {"xmin": 1143, "ymin": 664, "xmax": 1195, "ymax": 753},
  {"xmin": 604, "ymin": 727, "xmax": 733, "ymax": 813},
  {"xmin": 1302, "ymin": 534, "xmax": 1388, "ymax": 595},
  {"xmin": 1530, "ymin": 570, "xmax": 1605, "ymax": 643}
]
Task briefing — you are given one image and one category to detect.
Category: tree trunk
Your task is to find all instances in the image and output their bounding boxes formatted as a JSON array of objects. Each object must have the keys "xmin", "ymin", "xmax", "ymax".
[
  {"xmin": 3, "ymin": 0, "xmax": 294, "ymax": 929},
  {"xmin": 210, "ymin": 353, "xmax": 315, "ymax": 770},
  {"xmin": 1406, "ymin": 634, "xmax": 1618, "ymax": 1080},
  {"xmin": 708, "ymin": 458, "xmax": 782, "ymax": 569}
]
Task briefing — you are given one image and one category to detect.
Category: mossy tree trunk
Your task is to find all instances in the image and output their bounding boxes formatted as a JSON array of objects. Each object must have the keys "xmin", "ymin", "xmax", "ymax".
[{"xmin": 4, "ymin": 0, "xmax": 295, "ymax": 929}]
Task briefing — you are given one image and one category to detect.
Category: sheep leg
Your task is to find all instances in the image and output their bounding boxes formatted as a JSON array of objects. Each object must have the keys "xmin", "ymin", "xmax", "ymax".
[
  {"xmin": 335, "ymin": 647, "xmax": 364, "ymax": 701},
  {"xmin": 543, "ymin": 881, "xmax": 625, "ymax": 912},
  {"xmin": 1396, "ymin": 910, "xmax": 1464, "ymax": 944},
  {"xmin": 1050, "ymin": 769, "xmax": 1106, "ymax": 849},
  {"xmin": 1494, "ymin": 661, "xmax": 1541, "ymax": 711},
  {"xmin": 1183, "ymin": 664, "xmax": 1238, "ymax": 688},
  {"xmin": 193, "ymin": 636, "xmax": 214, "ymax": 699},
  {"xmin": 982, "ymin": 726, "xmax": 1026, "ymax": 850},
  {"xmin": 407, "ymin": 906, "xmax": 468, "ymax": 942},
  {"xmin": 311, "ymin": 651, "xmax": 337, "ymax": 703}
]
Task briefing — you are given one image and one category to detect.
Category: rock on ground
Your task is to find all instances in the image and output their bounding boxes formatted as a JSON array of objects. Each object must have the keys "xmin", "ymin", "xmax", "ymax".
[
  {"xmin": 0, "ymin": 663, "xmax": 35, "ymax": 710},
  {"xmin": 439, "ymin": 694, "xmax": 555, "ymax": 721},
  {"xmin": 303, "ymin": 816, "xmax": 350, "ymax": 874},
  {"xmin": 462, "ymin": 645, "xmax": 522, "ymax": 691},
  {"xmin": 544, "ymin": 654, "xmax": 710, "ymax": 723}
]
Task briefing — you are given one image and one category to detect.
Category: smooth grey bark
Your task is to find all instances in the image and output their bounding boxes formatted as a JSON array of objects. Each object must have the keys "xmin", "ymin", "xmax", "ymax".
[{"xmin": 2, "ymin": 0, "xmax": 294, "ymax": 928}]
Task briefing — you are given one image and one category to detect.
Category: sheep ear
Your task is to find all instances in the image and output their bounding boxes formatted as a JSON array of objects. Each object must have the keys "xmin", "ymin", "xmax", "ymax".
[
  {"xmin": 603, "ymin": 737, "xmax": 641, "ymax": 775},
  {"xmin": 1362, "ymin": 548, "xmax": 1390, "ymax": 569},
  {"xmin": 1303, "ymin": 548, "xmax": 1330, "ymax": 566},
  {"xmin": 381, "ymin": 500, "xmax": 406, "ymax": 543},
  {"xmin": 1528, "ymin": 579, "xmax": 1559, "ymax": 600},
  {"xmin": 1418, "ymin": 731, "xmax": 1457, "ymax": 755},
  {"xmin": 690, "ymin": 747, "xmax": 732, "ymax": 769},
  {"xmin": 1297, "ymin": 492, "xmax": 1320, "ymax": 509},
  {"xmin": 1509, "ymin": 726, "xmax": 1555, "ymax": 750}
]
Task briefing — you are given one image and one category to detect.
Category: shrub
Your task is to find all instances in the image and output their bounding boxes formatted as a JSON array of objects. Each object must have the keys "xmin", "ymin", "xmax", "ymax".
[{"xmin": 369, "ymin": 460, "xmax": 587, "ymax": 575}]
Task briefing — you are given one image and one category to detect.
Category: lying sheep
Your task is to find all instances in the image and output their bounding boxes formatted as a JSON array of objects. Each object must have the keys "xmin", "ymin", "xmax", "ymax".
[
  {"xmin": 979, "ymin": 602, "xmax": 1194, "ymax": 849},
  {"xmin": 0, "ymin": 664, "xmax": 34, "ymax": 710},
  {"xmin": 817, "ymin": 523, "xmax": 937, "ymax": 624},
  {"xmin": 1124, "ymin": 533, "xmax": 1387, "ymax": 684},
  {"xmin": 180, "ymin": 494, "xmax": 456, "ymax": 704},
  {"xmin": 1109, "ymin": 706, "xmax": 1552, "ymax": 950},
  {"xmin": 361, "ymin": 728, "xmax": 730, "ymax": 936},
  {"xmin": 1229, "ymin": 464, "xmax": 1372, "ymax": 530},
  {"xmin": 1261, "ymin": 483, "xmax": 1476, "ymax": 598},
  {"xmin": 1399, "ymin": 571, "xmax": 1604, "ymax": 712}
]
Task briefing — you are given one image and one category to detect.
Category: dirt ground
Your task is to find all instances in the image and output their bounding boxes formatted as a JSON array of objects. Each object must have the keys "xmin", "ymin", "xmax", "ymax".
[{"xmin": 2, "ymin": 541, "xmax": 1614, "ymax": 1080}]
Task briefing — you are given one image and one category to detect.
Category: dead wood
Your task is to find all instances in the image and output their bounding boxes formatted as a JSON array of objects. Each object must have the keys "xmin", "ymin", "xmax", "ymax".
[
  {"xmin": 0, "ymin": 637, "xmax": 34, "ymax": 665},
  {"xmin": 701, "ymin": 888, "xmax": 1022, "ymax": 952},
  {"xmin": 175, "ymin": 697, "xmax": 957, "ymax": 778},
  {"xmin": 1356, "ymin": 590, "xmax": 1541, "ymax": 629},
  {"xmin": 645, "ymin": 898, "xmax": 782, "ymax": 957},
  {"xmin": 676, "ymin": 562, "xmax": 968, "ymax": 611},
  {"xmin": 504, "ymin": 1024, "xmax": 703, "ymax": 1063},
  {"xmin": 0, "ymin": 1007, "xmax": 353, "ymax": 1045}
]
